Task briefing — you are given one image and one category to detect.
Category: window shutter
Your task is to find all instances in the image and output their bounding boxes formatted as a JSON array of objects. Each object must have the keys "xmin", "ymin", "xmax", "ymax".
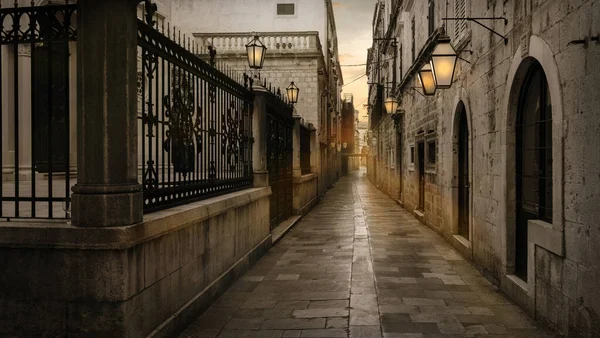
[{"xmin": 454, "ymin": 0, "xmax": 467, "ymax": 39}]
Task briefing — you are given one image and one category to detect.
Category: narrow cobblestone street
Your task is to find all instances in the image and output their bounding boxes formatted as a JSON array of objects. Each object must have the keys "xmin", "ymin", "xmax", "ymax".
[{"xmin": 180, "ymin": 169, "xmax": 553, "ymax": 338}]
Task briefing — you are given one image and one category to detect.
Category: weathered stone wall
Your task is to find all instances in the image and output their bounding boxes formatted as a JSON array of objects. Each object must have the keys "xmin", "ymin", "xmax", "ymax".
[
  {"xmin": 368, "ymin": 0, "xmax": 600, "ymax": 336},
  {"xmin": 0, "ymin": 188, "xmax": 271, "ymax": 337},
  {"xmin": 293, "ymin": 173, "xmax": 318, "ymax": 215}
]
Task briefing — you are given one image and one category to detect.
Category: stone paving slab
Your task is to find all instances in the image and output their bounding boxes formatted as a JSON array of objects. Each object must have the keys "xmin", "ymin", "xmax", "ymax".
[{"xmin": 179, "ymin": 169, "xmax": 554, "ymax": 338}]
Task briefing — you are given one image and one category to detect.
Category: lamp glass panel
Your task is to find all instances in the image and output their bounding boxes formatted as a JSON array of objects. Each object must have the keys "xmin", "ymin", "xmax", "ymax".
[
  {"xmin": 430, "ymin": 55, "xmax": 456, "ymax": 88},
  {"xmin": 418, "ymin": 64, "xmax": 436, "ymax": 96},
  {"xmin": 258, "ymin": 45, "xmax": 266, "ymax": 68},
  {"xmin": 246, "ymin": 45, "xmax": 255, "ymax": 68},
  {"xmin": 384, "ymin": 97, "xmax": 398, "ymax": 114}
]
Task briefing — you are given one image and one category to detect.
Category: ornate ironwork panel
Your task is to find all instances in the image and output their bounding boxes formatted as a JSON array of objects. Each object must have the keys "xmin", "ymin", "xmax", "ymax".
[
  {"xmin": 0, "ymin": 3, "xmax": 77, "ymax": 220},
  {"xmin": 266, "ymin": 94, "xmax": 294, "ymax": 228},
  {"xmin": 137, "ymin": 16, "xmax": 254, "ymax": 212}
]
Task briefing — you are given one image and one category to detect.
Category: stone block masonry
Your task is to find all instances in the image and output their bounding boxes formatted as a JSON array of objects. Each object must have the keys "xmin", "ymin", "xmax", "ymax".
[
  {"xmin": 366, "ymin": 0, "xmax": 600, "ymax": 336},
  {"xmin": 0, "ymin": 187, "xmax": 272, "ymax": 337}
]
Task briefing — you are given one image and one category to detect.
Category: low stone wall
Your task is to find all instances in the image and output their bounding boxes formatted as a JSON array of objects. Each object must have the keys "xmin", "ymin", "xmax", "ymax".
[
  {"xmin": 0, "ymin": 187, "xmax": 271, "ymax": 337},
  {"xmin": 293, "ymin": 173, "xmax": 318, "ymax": 216}
]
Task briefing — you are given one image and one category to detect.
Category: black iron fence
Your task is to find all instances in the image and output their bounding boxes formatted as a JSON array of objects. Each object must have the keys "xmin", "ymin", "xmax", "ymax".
[
  {"xmin": 0, "ymin": 3, "xmax": 77, "ymax": 220},
  {"xmin": 300, "ymin": 124, "xmax": 311, "ymax": 175},
  {"xmin": 137, "ymin": 14, "xmax": 255, "ymax": 212},
  {"xmin": 266, "ymin": 90, "xmax": 294, "ymax": 228}
]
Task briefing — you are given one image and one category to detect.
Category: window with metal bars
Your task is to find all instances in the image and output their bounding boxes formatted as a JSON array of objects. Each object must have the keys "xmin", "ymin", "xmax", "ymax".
[
  {"xmin": 428, "ymin": 0, "xmax": 435, "ymax": 36},
  {"xmin": 427, "ymin": 140, "xmax": 436, "ymax": 164},
  {"xmin": 277, "ymin": 3, "xmax": 295, "ymax": 15}
]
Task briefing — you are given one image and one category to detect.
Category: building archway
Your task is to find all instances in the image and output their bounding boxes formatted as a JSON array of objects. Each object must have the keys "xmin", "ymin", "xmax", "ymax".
[
  {"xmin": 450, "ymin": 97, "xmax": 473, "ymax": 253},
  {"xmin": 514, "ymin": 60, "xmax": 552, "ymax": 279},
  {"xmin": 500, "ymin": 35, "xmax": 564, "ymax": 294},
  {"xmin": 456, "ymin": 102, "xmax": 470, "ymax": 239}
]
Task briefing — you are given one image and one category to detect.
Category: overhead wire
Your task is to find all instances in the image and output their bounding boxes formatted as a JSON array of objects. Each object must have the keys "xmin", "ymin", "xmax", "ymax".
[
  {"xmin": 342, "ymin": 74, "xmax": 367, "ymax": 87},
  {"xmin": 340, "ymin": 56, "xmax": 396, "ymax": 67}
]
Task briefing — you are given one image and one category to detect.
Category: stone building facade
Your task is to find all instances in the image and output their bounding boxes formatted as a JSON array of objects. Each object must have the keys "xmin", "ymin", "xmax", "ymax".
[
  {"xmin": 367, "ymin": 0, "xmax": 600, "ymax": 336},
  {"xmin": 171, "ymin": 0, "xmax": 344, "ymax": 195}
]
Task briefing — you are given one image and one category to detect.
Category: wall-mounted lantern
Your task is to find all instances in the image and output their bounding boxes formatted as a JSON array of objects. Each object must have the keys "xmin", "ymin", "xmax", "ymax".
[
  {"xmin": 384, "ymin": 96, "xmax": 399, "ymax": 115},
  {"xmin": 343, "ymin": 142, "xmax": 348, "ymax": 149},
  {"xmin": 430, "ymin": 35, "xmax": 457, "ymax": 89},
  {"xmin": 417, "ymin": 63, "xmax": 437, "ymax": 96},
  {"xmin": 337, "ymin": 143, "xmax": 342, "ymax": 152}
]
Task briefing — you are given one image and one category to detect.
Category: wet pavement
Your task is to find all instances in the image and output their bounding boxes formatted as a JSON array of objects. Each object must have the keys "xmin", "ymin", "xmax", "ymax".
[{"xmin": 179, "ymin": 169, "xmax": 553, "ymax": 338}]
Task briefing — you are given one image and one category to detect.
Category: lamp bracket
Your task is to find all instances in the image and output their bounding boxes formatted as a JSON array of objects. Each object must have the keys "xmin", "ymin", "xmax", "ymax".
[
  {"xmin": 457, "ymin": 56, "xmax": 471, "ymax": 64},
  {"xmin": 442, "ymin": 17, "xmax": 509, "ymax": 45},
  {"xmin": 406, "ymin": 87, "xmax": 426, "ymax": 98},
  {"xmin": 568, "ymin": 34, "xmax": 600, "ymax": 48}
]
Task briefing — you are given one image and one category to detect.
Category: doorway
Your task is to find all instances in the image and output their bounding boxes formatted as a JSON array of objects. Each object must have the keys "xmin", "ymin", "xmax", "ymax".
[
  {"xmin": 417, "ymin": 141, "xmax": 425, "ymax": 211},
  {"xmin": 458, "ymin": 107, "xmax": 470, "ymax": 238}
]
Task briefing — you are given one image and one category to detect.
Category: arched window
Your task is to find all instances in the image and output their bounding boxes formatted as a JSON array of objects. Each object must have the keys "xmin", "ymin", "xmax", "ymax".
[{"xmin": 515, "ymin": 61, "xmax": 552, "ymax": 279}]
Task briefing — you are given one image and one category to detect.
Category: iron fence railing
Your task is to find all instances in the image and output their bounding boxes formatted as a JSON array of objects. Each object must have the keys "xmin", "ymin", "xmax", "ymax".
[
  {"xmin": 265, "ymin": 89, "xmax": 294, "ymax": 228},
  {"xmin": 137, "ymin": 15, "xmax": 255, "ymax": 212},
  {"xmin": 0, "ymin": 3, "xmax": 77, "ymax": 220},
  {"xmin": 300, "ymin": 124, "xmax": 311, "ymax": 175}
]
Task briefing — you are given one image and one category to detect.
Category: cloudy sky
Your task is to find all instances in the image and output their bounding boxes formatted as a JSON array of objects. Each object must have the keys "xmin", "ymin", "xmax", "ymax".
[{"xmin": 332, "ymin": 0, "xmax": 377, "ymax": 122}]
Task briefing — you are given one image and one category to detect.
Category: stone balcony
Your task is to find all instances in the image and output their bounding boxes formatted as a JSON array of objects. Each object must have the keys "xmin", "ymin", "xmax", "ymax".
[{"xmin": 193, "ymin": 31, "xmax": 323, "ymax": 55}]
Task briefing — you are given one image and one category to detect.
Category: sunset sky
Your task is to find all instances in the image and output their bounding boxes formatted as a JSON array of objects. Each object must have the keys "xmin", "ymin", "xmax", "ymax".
[{"xmin": 333, "ymin": 0, "xmax": 377, "ymax": 123}]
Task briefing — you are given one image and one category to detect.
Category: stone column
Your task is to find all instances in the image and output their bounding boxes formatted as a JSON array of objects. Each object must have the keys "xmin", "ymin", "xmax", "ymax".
[
  {"xmin": 71, "ymin": 0, "xmax": 142, "ymax": 227},
  {"xmin": 252, "ymin": 85, "xmax": 269, "ymax": 187},
  {"xmin": 1, "ymin": 45, "xmax": 14, "ymax": 179},
  {"xmin": 16, "ymin": 45, "xmax": 33, "ymax": 180},
  {"xmin": 292, "ymin": 114, "xmax": 302, "ymax": 178}
]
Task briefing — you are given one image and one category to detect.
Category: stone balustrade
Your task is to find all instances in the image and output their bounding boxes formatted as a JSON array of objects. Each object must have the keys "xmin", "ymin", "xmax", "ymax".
[{"xmin": 194, "ymin": 31, "xmax": 322, "ymax": 54}]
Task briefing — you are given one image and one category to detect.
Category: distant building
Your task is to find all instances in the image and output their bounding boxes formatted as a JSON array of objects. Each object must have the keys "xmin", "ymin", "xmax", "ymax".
[{"xmin": 171, "ymin": 0, "xmax": 344, "ymax": 192}]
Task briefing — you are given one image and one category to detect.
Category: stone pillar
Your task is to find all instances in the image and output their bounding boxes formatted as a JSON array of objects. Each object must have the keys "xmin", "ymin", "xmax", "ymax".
[
  {"xmin": 71, "ymin": 0, "xmax": 142, "ymax": 227},
  {"xmin": 292, "ymin": 114, "xmax": 302, "ymax": 178},
  {"xmin": 1, "ymin": 45, "xmax": 14, "ymax": 179},
  {"xmin": 16, "ymin": 45, "xmax": 33, "ymax": 180},
  {"xmin": 252, "ymin": 85, "xmax": 269, "ymax": 187}
]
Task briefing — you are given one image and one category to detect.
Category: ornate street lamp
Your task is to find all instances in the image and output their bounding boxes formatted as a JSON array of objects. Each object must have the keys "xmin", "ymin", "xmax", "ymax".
[
  {"xmin": 245, "ymin": 35, "xmax": 267, "ymax": 69},
  {"xmin": 286, "ymin": 81, "xmax": 299, "ymax": 105},
  {"xmin": 417, "ymin": 63, "xmax": 437, "ymax": 96},
  {"xmin": 337, "ymin": 143, "xmax": 342, "ymax": 152},
  {"xmin": 384, "ymin": 96, "xmax": 399, "ymax": 115},
  {"xmin": 430, "ymin": 35, "xmax": 458, "ymax": 89},
  {"xmin": 343, "ymin": 142, "xmax": 348, "ymax": 149}
]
